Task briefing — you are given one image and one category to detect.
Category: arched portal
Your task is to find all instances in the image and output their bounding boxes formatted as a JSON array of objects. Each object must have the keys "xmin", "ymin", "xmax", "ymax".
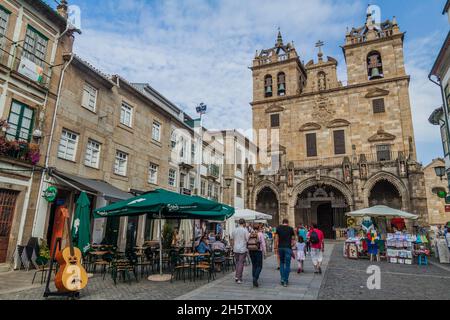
[
  {"xmin": 369, "ymin": 180, "xmax": 402, "ymax": 209},
  {"xmin": 295, "ymin": 185, "xmax": 349, "ymax": 239},
  {"xmin": 256, "ymin": 187, "xmax": 279, "ymax": 226}
]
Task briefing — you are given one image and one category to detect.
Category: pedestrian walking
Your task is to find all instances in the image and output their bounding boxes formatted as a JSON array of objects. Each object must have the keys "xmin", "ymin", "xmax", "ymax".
[
  {"xmin": 308, "ymin": 223, "xmax": 325, "ymax": 274},
  {"xmin": 276, "ymin": 219, "xmax": 296, "ymax": 287},
  {"xmin": 247, "ymin": 224, "xmax": 266, "ymax": 287},
  {"xmin": 231, "ymin": 219, "xmax": 250, "ymax": 284},
  {"xmin": 296, "ymin": 235, "xmax": 306, "ymax": 273}
]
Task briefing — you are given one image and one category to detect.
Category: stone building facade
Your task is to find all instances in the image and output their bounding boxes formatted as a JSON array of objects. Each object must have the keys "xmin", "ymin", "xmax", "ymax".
[
  {"xmin": 423, "ymin": 159, "xmax": 450, "ymax": 226},
  {"xmin": 0, "ymin": 0, "xmax": 76, "ymax": 264},
  {"xmin": 247, "ymin": 10, "xmax": 428, "ymax": 238}
]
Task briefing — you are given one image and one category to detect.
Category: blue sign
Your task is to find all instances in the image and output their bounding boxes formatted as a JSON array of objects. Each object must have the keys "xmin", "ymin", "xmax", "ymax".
[{"xmin": 196, "ymin": 103, "xmax": 207, "ymax": 115}]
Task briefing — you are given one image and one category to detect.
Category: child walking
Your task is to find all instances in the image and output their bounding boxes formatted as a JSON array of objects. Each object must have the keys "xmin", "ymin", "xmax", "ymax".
[{"xmin": 296, "ymin": 236, "xmax": 306, "ymax": 273}]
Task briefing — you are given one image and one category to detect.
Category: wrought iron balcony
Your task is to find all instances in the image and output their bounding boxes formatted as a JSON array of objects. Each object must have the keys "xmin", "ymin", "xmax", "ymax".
[
  {"xmin": 207, "ymin": 164, "xmax": 220, "ymax": 179},
  {"xmin": 0, "ymin": 136, "xmax": 40, "ymax": 165}
]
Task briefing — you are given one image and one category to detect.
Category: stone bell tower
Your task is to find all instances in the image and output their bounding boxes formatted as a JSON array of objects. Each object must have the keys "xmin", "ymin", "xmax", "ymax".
[{"xmin": 251, "ymin": 31, "xmax": 307, "ymax": 103}]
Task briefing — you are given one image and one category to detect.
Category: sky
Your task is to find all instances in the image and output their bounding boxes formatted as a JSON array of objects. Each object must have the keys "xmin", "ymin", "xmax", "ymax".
[{"xmin": 49, "ymin": 0, "xmax": 449, "ymax": 165}]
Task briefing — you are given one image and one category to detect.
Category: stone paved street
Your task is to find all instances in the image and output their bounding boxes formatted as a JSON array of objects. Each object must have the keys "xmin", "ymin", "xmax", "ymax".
[
  {"xmin": 0, "ymin": 268, "xmax": 228, "ymax": 300},
  {"xmin": 319, "ymin": 243, "xmax": 450, "ymax": 300},
  {"xmin": 177, "ymin": 244, "xmax": 334, "ymax": 300},
  {"xmin": 1, "ymin": 242, "xmax": 449, "ymax": 300}
]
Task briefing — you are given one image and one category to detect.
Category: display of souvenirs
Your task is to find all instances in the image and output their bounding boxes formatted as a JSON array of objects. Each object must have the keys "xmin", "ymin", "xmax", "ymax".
[{"xmin": 386, "ymin": 232, "xmax": 415, "ymax": 265}]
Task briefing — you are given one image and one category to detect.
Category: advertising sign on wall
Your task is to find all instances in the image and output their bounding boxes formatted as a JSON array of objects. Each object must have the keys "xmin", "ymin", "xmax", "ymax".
[{"xmin": 18, "ymin": 57, "xmax": 44, "ymax": 83}]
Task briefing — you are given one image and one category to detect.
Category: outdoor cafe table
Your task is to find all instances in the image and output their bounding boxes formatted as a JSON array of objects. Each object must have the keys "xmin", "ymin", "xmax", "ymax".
[{"xmin": 180, "ymin": 253, "xmax": 210, "ymax": 282}]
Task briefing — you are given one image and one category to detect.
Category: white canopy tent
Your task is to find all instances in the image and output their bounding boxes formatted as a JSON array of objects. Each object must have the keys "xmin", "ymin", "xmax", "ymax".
[
  {"xmin": 346, "ymin": 205, "xmax": 419, "ymax": 220},
  {"xmin": 225, "ymin": 209, "xmax": 272, "ymax": 238}
]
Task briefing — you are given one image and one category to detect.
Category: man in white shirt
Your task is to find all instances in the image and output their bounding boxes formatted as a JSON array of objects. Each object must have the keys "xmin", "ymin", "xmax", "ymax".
[{"xmin": 231, "ymin": 219, "xmax": 249, "ymax": 284}]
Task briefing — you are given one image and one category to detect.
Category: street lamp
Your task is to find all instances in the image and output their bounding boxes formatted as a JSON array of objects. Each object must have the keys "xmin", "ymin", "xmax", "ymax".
[
  {"xmin": 434, "ymin": 166, "xmax": 446, "ymax": 181},
  {"xmin": 224, "ymin": 178, "xmax": 232, "ymax": 189}
]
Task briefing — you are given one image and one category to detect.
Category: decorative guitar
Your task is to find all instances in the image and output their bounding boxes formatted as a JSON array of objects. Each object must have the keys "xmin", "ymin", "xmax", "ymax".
[{"xmin": 55, "ymin": 212, "xmax": 88, "ymax": 292}]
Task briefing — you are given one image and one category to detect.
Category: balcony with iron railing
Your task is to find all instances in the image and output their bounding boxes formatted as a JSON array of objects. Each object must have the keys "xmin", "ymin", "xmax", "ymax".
[
  {"xmin": 0, "ymin": 120, "xmax": 41, "ymax": 166},
  {"xmin": 0, "ymin": 35, "xmax": 52, "ymax": 89},
  {"xmin": 289, "ymin": 151, "xmax": 409, "ymax": 170},
  {"xmin": 207, "ymin": 164, "xmax": 220, "ymax": 179}
]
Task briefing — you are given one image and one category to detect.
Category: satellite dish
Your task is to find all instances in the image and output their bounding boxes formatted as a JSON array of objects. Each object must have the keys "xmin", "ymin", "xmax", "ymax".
[{"xmin": 68, "ymin": 5, "xmax": 82, "ymax": 32}]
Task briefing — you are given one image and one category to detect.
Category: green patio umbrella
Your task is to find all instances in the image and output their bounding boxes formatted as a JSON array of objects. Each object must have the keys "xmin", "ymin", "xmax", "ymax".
[
  {"xmin": 93, "ymin": 189, "xmax": 235, "ymax": 279},
  {"xmin": 72, "ymin": 192, "xmax": 91, "ymax": 255}
]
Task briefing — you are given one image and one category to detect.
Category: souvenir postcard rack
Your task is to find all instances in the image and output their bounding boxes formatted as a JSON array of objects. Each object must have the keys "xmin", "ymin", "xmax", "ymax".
[{"xmin": 386, "ymin": 232, "xmax": 414, "ymax": 265}]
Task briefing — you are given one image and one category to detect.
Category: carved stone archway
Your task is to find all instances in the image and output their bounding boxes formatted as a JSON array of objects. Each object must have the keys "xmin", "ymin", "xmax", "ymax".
[
  {"xmin": 251, "ymin": 180, "xmax": 281, "ymax": 210},
  {"xmin": 363, "ymin": 172, "xmax": 409, "ymax": 210},
  {"xmin": 289, "ymin": 177, "xmax": 354, "ymax": 210},
  {"xmin": 251, "ymin": 180, "xmax": 281, "ymax": 225}
]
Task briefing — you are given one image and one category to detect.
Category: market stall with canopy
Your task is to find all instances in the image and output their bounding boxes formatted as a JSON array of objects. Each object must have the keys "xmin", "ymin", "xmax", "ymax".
[
  {"xmin": 94, "ymin": 189, "xmax": 234, "ymax": 281},
  {"xmin": 225, "ymin": 209, "xmax": 272, "ymax": 238}
]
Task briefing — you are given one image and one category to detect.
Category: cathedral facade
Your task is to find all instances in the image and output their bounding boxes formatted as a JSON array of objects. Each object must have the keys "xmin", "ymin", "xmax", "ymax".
[{"xmin": 246, "ymin": 11, "xmax": 429, "ymax": 238}]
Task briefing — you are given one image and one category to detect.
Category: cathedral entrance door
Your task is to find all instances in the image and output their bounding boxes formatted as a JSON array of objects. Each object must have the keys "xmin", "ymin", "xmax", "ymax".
[{"xmin": 317, "ymin": 203, "xmax": 334, "ymax": 239}]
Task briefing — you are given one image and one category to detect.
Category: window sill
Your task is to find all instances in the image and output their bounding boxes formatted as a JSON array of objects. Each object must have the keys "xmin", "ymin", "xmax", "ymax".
[
  {"xmin": 118, "ymin": 123, "xmax": 134, "ymax": 133},
  {"xmin": 82, "ymin": 105, "xmax": 97, "ymax": 115},
  {"xmin": 84, "ymin": 164, "xmax": 100, "ymax": 171},
  {"xmin": 57, "ymin": 156, "xmax": 77, "ymax": 164},
  {"xmin": 151, "ymin": 140, "xmax": 162, "ymax": 148},
  {"xmin": 112, "ymin": 173, "xmax": 129, "ymax": 182}
]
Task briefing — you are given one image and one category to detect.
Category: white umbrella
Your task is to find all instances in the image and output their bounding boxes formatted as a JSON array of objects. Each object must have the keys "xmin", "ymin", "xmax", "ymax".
[
  {"xmin": 179, "ymin": 219, "xmax": 193, "ymax": 246},
  {"xmin": 233, "ymin": 209, "xmax": 273, "ymax": 221},
  {"xmin": 346, "ymin": 205, "xmax": 419, "ymax": 220}
]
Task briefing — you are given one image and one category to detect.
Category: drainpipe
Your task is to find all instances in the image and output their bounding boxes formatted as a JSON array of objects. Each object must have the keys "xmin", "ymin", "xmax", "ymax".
[{"xmin": 32, "ymin": 53, "xmax": 74, "ymax": 237}]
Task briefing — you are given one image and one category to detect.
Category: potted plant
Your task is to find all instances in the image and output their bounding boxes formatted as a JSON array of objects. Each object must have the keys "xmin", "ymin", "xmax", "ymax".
[
  {"xmin": 36, "ymin": 240, "xmax": 50, "ymax": 266},
  {"xmin": 162, "ymin": 223, "xmax": 174, "ymax": 250}
]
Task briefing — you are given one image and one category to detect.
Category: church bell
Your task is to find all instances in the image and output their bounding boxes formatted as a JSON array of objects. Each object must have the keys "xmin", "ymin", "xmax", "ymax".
[
  {"xmin": 265, "ymin": 86, "xmax": 273, "ymax": 94},
  {"xmin": 369, "ymin": 67, "xmax": 382, "ymax": 80}
]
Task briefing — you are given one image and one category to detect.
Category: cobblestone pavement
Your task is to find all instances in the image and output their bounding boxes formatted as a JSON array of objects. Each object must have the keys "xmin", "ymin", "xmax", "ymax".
[
  {"xmin": 318, "ymin": 243, "xmax": 450, "ymax": 300},
  {"xmin": 0, "ymin": 268, "xmax": 229, "ymax": 300},
  {"xmin": 177, "ymin": 244, "xmax": 334, "ymax": 300}
]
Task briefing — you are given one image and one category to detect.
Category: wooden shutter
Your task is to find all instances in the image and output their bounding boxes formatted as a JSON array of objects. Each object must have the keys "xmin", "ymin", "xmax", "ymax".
[
  {"xmin": 334, "ymin": 130, "xmax": 346, "ymax": 155},
  {"xmin": 372, "ymin": 98, "xmax": 385, "ymax": 113},
  {"xmin": 270, "ymin": 114, "xmax": 280, "ymax": 128},
  {"xmin": 306, "ymin": 133, "xmax": 317, "ymax": 157}
]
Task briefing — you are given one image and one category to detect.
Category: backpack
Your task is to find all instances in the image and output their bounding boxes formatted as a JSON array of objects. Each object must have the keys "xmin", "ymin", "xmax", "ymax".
[
  {"xmin": 247, "ymin": 232, "xmax": 261, "ymax": 251},
  {"xmin": 310, "ymin": 230, "xmax": 320, "ymax": 244}
]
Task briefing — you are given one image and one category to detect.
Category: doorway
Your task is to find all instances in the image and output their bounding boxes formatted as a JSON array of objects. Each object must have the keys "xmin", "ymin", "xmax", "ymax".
[
  {"xmin": 0, "ymin": 190, "xmax": 19, "ymax": 263},
  {"xmin": 46, "ymin": 189, "xmax": 72, "ymax": 248},
  {"xmin": 317, "ymin": 203, "xmax": 334, "ymax": 239}
]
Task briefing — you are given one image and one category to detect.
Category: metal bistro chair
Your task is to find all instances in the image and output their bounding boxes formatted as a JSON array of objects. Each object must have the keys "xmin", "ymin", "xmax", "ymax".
[
  {"xmin": 212, "ymin": 249, "xmax": 226, "ymax": 274},
  {"xmin": 196, "ymin": 254, "xmax": 215, "ymax": 283},
  {"xmin": 224, "ymin": 249, "xmax": 235, "ymax": 272}
]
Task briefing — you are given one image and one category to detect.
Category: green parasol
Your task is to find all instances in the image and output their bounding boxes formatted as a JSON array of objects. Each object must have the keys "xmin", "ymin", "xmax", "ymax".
[{"xmin": 72, "ymin": 192, "xmax": 91, "ymax": 255}]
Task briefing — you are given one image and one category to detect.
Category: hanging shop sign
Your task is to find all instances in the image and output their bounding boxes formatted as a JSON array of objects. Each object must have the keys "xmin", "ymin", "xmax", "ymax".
[{"xmin": 43, "ymin": 186, "xmax": 58, "ymax": 203}]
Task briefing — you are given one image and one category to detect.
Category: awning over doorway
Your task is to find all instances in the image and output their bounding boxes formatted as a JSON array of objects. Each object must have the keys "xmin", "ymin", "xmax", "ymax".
[
  {"xmin": 346, "ymin": 205, "xmax": 419, "ymax": 220},
  {"xmin": 50, "ymin": 170, "xmax": 133, "ymax": 202}
]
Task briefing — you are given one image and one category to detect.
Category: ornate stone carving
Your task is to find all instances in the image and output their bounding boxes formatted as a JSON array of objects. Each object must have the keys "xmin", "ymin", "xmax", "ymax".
[
  {"xmin": 299, "ymin": 122, "xmax": 322, "ymax": 132},
  {"xmin": 365, "ymin": 87, "xmax": 390, "ymax": 98},
  {"xmin": 312, "ymin": 96, "xmax": 335, "ymax": 125},
  {"xmin": 265, "ymin": 105, "xmax": 285, "ymax": 114},
  {"xmin": 343, "ymin": 157, "xmax": 352, "ymax": 184},
  {"xmin": 368, "ymin": 127, "xmax": 396, "ymax": 142},
  {"xmin": 359, "ymin": 154, "xmax": 368, "ymax": 180},
  {"xmin": 287, "ymin": 162, "xmax": 294, "ymax": 187},
  {"xmin": 327, "ymin": 119, "xmax": 351, "ymax": 128},
  {"xmin": 398, "ymin": 152, "xmax": 407, "ymax": 177}
]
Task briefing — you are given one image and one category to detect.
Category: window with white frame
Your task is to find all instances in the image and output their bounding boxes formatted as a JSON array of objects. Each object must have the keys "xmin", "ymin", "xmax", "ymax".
[
  {"xmin": 148, "ymin": 163, "xmax": 158, "ymax": 184},
  {"xmin": 82, "ymin": 82, "xmax": 97, "ymax": 112},
  {"xmin": 191, "ymin": 143, "xmax": 196, "ymax": 164},
  {"xmin": 120, "ymin": 103, "xmax": 133, "ymax": 127},
  {"xmin": 170, "ymin": 130, "xmax": 177, "ymax": 149},
  {"xmin": 152, "ymin": 121, "xmax": 161, "ymax": 142},
  {"xmin": 201, "ymin": 179, "xmax": 206, "ymax": 195},
  {"xmin": 168, "ymin": 169, "xmax": 177, "ymax": 187},
  {"xmin": 0, "ymin": 7, "xmax": 10, "ymax": 40},
  {"xmin": 58, "ymin": 129, "xmax": 79, "ymax": 161},
  {"xmin": 236, "ymin": 182, "xmax": 243, "ymax": 198},
  {"xmin": 213, "ymin": 185, "xmax": 219, "ymax": 201},
  {"xmin": 189, "ymin": 176, "xmax": 195, "ymax": 191},
  {"xmin": 23, "ymin": 26, "xmax": 48, "ymax": 67},
  {"xmin": 207, "ymin": 183, "xmax": 213, "ymax": 198},
  {"xmin": 114, "ymin": 151, "xmax": 128, "ymax": 176},
  {"xmin": 85, "ymin": 139, "xmax": 101, "ymax": 168}
]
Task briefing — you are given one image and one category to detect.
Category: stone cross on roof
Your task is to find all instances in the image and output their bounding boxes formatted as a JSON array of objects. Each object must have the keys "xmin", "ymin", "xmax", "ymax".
[{"xmin": 315, "ymin": 40, "xmax": 324, "ymax": 61}]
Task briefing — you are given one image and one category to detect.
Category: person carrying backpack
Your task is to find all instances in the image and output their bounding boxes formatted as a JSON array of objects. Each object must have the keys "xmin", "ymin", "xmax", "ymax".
[
  {"xmin": 308, "ymin": 223, "xmax": 325, "ymax": 274},
  {"xmin": 247, "ymin": 224, "xmax": 266, "ymax": 287}
]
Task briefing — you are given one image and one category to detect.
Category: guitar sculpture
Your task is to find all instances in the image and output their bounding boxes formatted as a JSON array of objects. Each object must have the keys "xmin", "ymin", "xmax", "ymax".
[{"xmin": 54, "ymin": 213, "xmax": 88, "ymax": 292}]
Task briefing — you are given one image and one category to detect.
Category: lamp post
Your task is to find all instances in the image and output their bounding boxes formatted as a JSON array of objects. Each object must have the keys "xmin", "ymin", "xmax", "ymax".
[{"xmin": 434, "ymin": 166, "xmax": 446, "ymax": 181}]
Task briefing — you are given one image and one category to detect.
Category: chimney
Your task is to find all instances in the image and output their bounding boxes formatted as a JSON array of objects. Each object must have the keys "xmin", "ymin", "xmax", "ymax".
[{"xmin": 57, "ymin": 0, "xmax": 69, "ymax": 19}]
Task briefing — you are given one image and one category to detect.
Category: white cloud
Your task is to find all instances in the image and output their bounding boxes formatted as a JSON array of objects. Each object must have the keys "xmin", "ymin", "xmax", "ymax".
[{"xmin": 72, "ymin": 0, "xmax": 443, "ymax": 163}]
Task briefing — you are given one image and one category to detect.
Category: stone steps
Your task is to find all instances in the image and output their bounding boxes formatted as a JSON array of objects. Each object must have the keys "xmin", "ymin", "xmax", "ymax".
[{"xmin": 0, "ymin": 264, "xmax": 10, "ymax": 273}]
